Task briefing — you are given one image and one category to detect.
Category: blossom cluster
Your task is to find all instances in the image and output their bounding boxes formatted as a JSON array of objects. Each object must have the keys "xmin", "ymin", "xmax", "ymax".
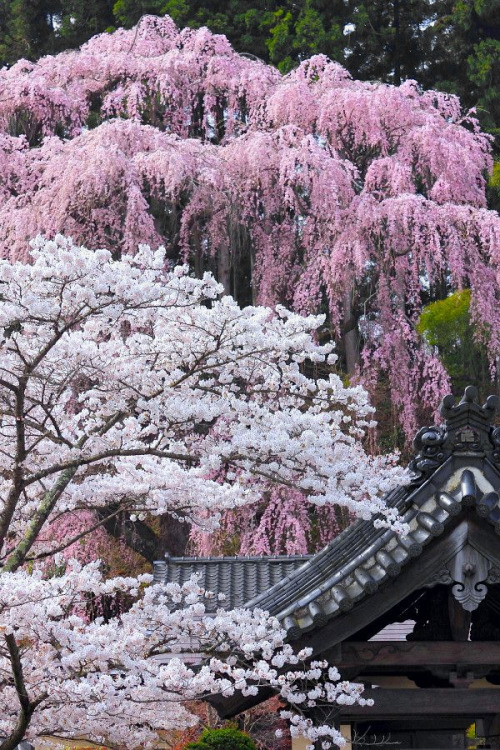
[{"xmin": 0, "ymin": 563, "xmax": 370, "ymax": 747}]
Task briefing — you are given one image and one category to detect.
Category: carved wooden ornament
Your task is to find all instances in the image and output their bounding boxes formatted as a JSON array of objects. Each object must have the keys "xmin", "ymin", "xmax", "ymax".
[{"xmin": 448, "ymin": 544, "xmax": 490, "ymax": 612}]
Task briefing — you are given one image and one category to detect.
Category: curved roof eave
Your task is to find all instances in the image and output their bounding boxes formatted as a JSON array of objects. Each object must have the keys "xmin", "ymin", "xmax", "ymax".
[{"xmin": 247, "ymin": 455, "xmax": 500, "ymax": 639}]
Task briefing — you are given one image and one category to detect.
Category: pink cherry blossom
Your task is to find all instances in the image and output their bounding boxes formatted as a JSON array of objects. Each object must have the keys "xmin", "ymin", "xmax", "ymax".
[{"xmin": 0, "ymin": 17, "xmax": 498, "ymax": 440}]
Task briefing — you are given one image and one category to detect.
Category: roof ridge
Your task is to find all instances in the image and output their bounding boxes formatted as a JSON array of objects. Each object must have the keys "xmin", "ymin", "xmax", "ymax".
[{"xmin": 159, "ymin": 553, "xmax": 312, "ymax": 563}]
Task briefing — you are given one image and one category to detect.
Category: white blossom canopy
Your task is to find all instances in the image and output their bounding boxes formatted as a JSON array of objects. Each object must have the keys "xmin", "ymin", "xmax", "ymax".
[{"xmin": 0, "ymin": 236, "xmax": 403, "ymax": 748}]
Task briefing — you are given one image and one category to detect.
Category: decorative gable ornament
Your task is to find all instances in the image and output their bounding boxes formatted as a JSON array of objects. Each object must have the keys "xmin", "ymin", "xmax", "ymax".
[
  {"xmin": 410, "ymin": 385, "xmax": 500, "ymax": 485},
  {"xmin": 431, "ymin": 543, "xmax": 492, "ymax": 611}
]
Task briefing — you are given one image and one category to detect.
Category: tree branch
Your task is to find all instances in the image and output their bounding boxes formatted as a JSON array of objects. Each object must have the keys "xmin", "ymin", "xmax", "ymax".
[
  {"xmin": 24, "ymin": 447, "xmax": 194, "ymax": 486},
  {"xmin": 0, "ymin": 381, "xmax": 27, "ymax": 551},
  {"xmin": 0, "ymin": 634, "xmax": 46, "ymax": 750},
  {"xmin": 27, "ymin": 505, "xmax": 135, "ymax": 561},
  {"xmin": 96, "ymin": 507, "xmax": 160, "ymax": 563},
  {"xmin": 3, "ymin": 464, "xmax": 80, "ymax": 572}
]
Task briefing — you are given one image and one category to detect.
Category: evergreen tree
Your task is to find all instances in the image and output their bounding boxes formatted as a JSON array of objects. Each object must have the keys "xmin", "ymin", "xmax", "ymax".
[
  {"xmin": 262, "ymin": 0, "xmax": 345, "ymax": 72},
  {"xmin": 0, "ymin": 0, "xmax": 61, "ymax": 64},
  {"xmin": 57, "ymin": 0, "xmax": 114, "ymax": 49},
  {"xmin": 421, "ymin": 0, "xmax": 500, "ymax": 135},
  {"xmin": 112, "ymin": 0, "xmax": 161, "ymax": 28},
  {"xmin": 343, "ymin": 0, "xmax": 436, "ymax": 86}
]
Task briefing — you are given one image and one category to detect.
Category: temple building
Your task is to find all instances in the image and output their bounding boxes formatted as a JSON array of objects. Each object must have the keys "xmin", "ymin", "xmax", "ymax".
[{"xmin": 155, "ymin": 387, "xmax": 500, "ymax": 749}]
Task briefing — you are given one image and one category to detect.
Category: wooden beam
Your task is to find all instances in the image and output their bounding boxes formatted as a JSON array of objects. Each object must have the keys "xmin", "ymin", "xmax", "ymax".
[
  {"xmin": 340, "ymin": 688, "xmax": 500, "ymax": 719},
  {"xmin": 334, "ymin": 641, "xmax": 500, "ymax": 669}
]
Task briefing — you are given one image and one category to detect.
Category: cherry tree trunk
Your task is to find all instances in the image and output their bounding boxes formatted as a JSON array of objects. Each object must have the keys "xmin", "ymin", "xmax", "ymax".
[
  {"xmin": 217, "ymin": 244, "xmax": 232, "ymax": 296},
  {"xmin": 158, "ymin": 515, "xmax": 190, "ymax": 557},
  {"xmin": 343, "ymin": 288, "xmax": 359, "ymax": 377}
]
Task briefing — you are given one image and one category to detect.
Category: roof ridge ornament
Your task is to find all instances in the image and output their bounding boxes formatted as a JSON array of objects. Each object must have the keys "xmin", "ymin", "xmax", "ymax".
[
  {"xmin": 439, "ymin": 385, "xmax": 499, "ymax": 423},
  {"xmin": 409, "ymin": 386, "xmax": 500, "ymax": 484}
]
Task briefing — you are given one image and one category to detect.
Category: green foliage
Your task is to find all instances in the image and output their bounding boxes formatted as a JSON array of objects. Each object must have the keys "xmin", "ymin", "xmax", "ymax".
[
  {"xmin": 112, "ymin": 0, "xmax": 161, "ymax": 28},
  {"xmin": 58, "ymin": 0, "xmax": 114, "ymax": 48},
  {"xmin": 0, "ymin": 0, "xmax": 61, "ymax": 64},
  {"xmin": 160, "ymin": 0, "xmax": 190, "ymax": 26},
  {"xmin": 433, "ymin": 0, "xmax": 500, "ymax": 132},
  {"xmin": 491, "ymin": 161, "xmax": 500, "ymax": 188},
  {"xmin": 294, "ymin": 1, "xmax": 342, "ymax": 60},
  {"xmin": 418, "ymin": 289, "xmax": 472, "ymax": 351},
  {"xmin": 265, "ymin": 0, "xmax": 343, "ymax": 71},
  {"xmin": 468, "ymin": 38, "xmax": 500, "ymax": 128},
  {"xmin": 266, "ymin": 9, "xmax": 294, "ymax": 71},
  {"xmin": 417, "ymin": 290, "xmax": 490, "ymax": 394},
  {"xmin": 487, "ymin": 160, "xmax": 500, "ymax": 211},
  {"xmin": 345, "ymin": 0, "xmax": 431, "ymax": 85},
  {"xmin": 184, "ymin": 728, "xmax": 257, "ymax": 750}
]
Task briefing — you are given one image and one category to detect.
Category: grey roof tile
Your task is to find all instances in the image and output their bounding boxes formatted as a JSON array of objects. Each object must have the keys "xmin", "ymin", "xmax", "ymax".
[{"xmin": 154, "ymin": 554, "xmax": 311, "ymax": 610}]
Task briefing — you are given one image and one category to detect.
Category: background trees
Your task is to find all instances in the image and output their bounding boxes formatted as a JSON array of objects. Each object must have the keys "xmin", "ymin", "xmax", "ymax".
[
  {"xmin": 429, "ymin": 0, "xmax": 500, "ymax": 132},
  {"xmin": 0, "ymin": 13, "xmax": 498, "ymax": 554},
  {"xmin": 0, "ymin": 0, "xmax": 498, "ymax": 141},
  {"xmin": 0, "ymin": 0, "xmax": 62, "ymax": 62},
  {"xmin": 0, "ymin": 16, "xmax": 498, "ymax": 446}
]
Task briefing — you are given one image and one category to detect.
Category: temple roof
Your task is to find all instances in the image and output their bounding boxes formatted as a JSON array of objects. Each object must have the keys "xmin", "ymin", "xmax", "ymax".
[
  {"xmin": 155, "ymin": 387, "xmax": 500, "ymax": 641},
  {"xmin": 153, "ymin": 554, "xmax": 310, "ymax": 610}
]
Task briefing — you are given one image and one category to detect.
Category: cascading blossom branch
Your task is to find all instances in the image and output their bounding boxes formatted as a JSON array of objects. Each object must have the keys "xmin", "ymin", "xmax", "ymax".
[
  {"xmin": 0, "ymin": 562, "xmax": 370, "ymax": 749},
  {"xmin": 0, "ymin": 15, "xmax": 499, "ymax": 439},
  {"xmin": 0, "ymin": 235, "xmax": 403, "ymax": 747}
]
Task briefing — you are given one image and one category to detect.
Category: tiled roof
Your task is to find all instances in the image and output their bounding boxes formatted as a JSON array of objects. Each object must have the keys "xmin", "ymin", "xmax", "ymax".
[
  {"xmin": 153, "ymin": 554, "xmax": 310, "ymax": 610},
  {"xmin": 156, "ymin": 387, "xmax": 500, "ymax": 639},
  {"xmin": 247, "ymin": 458, "xmax": 500, "ymax": 638}
]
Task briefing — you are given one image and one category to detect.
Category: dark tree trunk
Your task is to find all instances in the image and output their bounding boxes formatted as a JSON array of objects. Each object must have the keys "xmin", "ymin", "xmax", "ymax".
[
  {"xmin": 97, "ymin": 508, "xmax": 160, "ymax": 562},
  {"xmin": 343, "ymin": 288, "xmax": 359, "ymax": 376},
  {"xmin": 217, "ymin": 244, "xmax": 232, "ymax": 295},
  {"xmin": 97, "ymin": 508, "xmax": 190, "ymax": 562},
  {"xmin": 157, "ymin": 514, "xmax": 190, "ymax": 557}
]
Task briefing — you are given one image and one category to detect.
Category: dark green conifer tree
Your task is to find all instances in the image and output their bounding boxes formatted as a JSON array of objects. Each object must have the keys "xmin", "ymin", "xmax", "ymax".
[
  {"xmin": 0, "ymin": 0, "xmax": 61, "ymax": 64},
  {"xmin": 57, "ymin": 0, "xmax": 115, "ymax": 48}
]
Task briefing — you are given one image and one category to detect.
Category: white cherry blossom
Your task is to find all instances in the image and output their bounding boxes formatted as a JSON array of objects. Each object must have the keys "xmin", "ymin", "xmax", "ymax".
[{"xmin": 0, "ymin": 236, "xmax": 403, "ymax": 747}]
